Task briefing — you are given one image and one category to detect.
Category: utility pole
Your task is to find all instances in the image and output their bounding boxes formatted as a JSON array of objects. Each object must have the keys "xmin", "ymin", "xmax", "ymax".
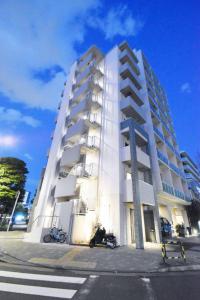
[{"xmin": 7, "ymin": 191, "xmax": 20, "ymax": 232}]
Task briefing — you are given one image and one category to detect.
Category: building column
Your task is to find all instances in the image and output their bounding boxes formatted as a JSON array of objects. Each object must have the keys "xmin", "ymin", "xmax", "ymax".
[
  {"xmin": 129, "ymin": 122, "xmax": 144, "ymax": 249},
  {"xmin": 153, "ymin": 206, "xmax": 161, "ymax": 243}
]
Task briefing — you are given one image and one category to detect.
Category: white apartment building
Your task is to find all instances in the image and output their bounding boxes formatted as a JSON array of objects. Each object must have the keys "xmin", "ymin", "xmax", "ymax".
[{"xmin": 28, "ymin": 42, "xmax": 191, "ymax": 248}]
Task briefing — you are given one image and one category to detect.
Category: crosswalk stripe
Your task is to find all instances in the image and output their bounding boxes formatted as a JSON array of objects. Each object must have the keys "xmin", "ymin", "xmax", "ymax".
[
  {"xmin": 0, "ymin": 282, "xmax": 77, "ymax": 299},
  {"xmin": 0, "ymin": 270, "xmax": 86, "ymax": 284}
]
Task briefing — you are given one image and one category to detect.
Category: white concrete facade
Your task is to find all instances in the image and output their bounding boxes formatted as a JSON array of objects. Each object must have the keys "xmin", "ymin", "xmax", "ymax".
[{"xmin": 28, "ymin": 42, "xmax": 191, "ymax": 246}]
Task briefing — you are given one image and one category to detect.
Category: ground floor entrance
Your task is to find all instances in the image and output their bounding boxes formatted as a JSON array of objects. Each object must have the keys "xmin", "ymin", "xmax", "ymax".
[
  {"xmin": 143, "ymin": 207, "xmax": 156, "ymax": 242},
  {"xmin": 125, "ymin": 203, "xmax": 157, "ymax": 245}
]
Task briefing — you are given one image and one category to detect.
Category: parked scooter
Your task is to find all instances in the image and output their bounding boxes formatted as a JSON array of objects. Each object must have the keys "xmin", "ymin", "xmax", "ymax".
[
  {"xmin": 89, "ymin": 226, "xmax": 117, "ymax": 249},
  {"xmin": 43, "ymin": 227, "xmax": 67, "ymax": 243}
]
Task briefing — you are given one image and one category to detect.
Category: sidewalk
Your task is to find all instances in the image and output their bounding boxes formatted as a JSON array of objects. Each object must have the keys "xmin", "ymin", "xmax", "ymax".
[{"xmin": 0, "ymin": 232, "xmax": 200, "ymax": 273}]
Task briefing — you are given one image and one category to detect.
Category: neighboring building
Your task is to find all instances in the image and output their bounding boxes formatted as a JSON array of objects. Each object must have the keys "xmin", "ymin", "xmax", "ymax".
[
  {"xmin": 180, "ymin": 151, "xmax": 200, "ymax": 201},
  {"xmin": 28, "ymin": 42, "xmax": 191, "ymax": 248},
  {"xmin": 22, "ymin": 191, "xmax": 31, "ymax": 208}
]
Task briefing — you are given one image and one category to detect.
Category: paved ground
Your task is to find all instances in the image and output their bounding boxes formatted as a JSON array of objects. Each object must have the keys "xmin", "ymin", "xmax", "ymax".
[
  {"xmin": 0, "ymin": 261, "xmax": 200, "ymax": 299},
  {"xmin": 0, "ymin": 232, "xmax": 200, "ymax": 273}
]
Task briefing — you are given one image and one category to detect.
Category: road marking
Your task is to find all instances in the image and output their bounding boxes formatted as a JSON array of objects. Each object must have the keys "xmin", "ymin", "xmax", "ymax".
[
  {"xmin": 89, "ymin": 275, "xmax": 99, "ymax": 278},
  {"xmin": 75, "ymin": 273, "xmax": 99, "ymax": 300},
  {"xmin": 141, "ymin": 277, "xmax": 156, "ymax": 300},
  {"xmin": 141, "ymin": 278, "xmax": 150, "ymax": 283},
  {"xmin": 0, "ymin": 270, "xmax": 86, "ymax": 284},
  {"xmin": 0, "ymin": 282, "xmax": 76, "ymax": 299}
]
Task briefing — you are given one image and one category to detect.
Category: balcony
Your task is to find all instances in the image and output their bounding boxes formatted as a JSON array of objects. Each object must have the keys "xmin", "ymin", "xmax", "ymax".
[
  {"xmin": 72, "ymin": 78, "xmax": 102, "ymax": 104},
  {"xmin": 148, "ymin": 93, "xmax": 158, "ymax": 108},
  {"xmin": 120, "ymin": 78, "xmax": 143, "ymax": 106},
  {"xmin": 174, "ymin": 189, "xmax": 185, "ymax": 201},
  {"xmin": 120, "ymin": 62, "xmax": 142, "ymax": 90},
  {"xmin": 153, "ymin": 126, "xmax": 164, "ymax": 141},
  {"xmin": 157, "ymin": 149, "xmax": 169, "ymax": 165},
  {"xmin": 162, "ymin": 182, "xmax": 174, "ymax": 196},
  {"xmin": 165, "ymin": 138, "xmax": 174, "ymax": 154},
  {"xmin": 76, "ymin": 64, "xmax": 92, "ymax": 86},
  {"xmin": 121, "ymin": 146, "xmax": 151, "ymax": 168},
  {"xmin": 65, "ymin": 119, "xmax": 89, "ymax": 143},
  {"xmin": 60, "ymin": 145, "xmax": 81, "ymax": 168},
  {"xmin": 81, "ymin": 135, "xmax": 100, "ymax": 150},
  {"xmin": 182, "ymin": 157, "xmax": 199, "ymax": 173},
  {"xmin": 70, "ymin": 94, "xmax": 102, "ymax": 122},
  {"xmin": 55, "ymin": 163, "xmax": 98, "ymax": 199},
  {"xmin": 71, "ymin": 163, "xmax": 98, "ymax": 178},
  {"xmin": 150, "ymin": 104, "xmax": 160, "ymax": 122},
  {"xmin": 183, "ymin": 164, "xmax": 200, "ymax": 180},
  {"xmin": 169, "ymin": 161, "xmax": 185, "ymax": 179},
  {"xmin": 55, "ymin": 175, "xmax": 77, "ymax": 199},
  {"xmin": 124, "ymin": 179, "xmax": 155, "ymax": 205},
  {"xmin": 175, "ymin": 149, "xmax": 181, "ymax": 160},
  {"xmin": 76, "ymin": 64, "xmax": 103, "ymax": 87},
  {"xmin": 70, "ymin": 97, "xmax": 89, "ymax": 121},
  {"xmin": 119, "ymin": 48, "xmax": 140, "ymax": 76},
  {"xmin": 78, "ymin": 52, "xmax": 94, "ymax": 72},
  {"xmin": 120, "ymin": 96, "xmax": 145, "ymax": 124}
]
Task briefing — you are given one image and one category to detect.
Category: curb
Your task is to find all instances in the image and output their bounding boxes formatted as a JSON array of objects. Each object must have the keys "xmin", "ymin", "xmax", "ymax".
[{"xmin": 1, "ymin": 249, "xmax": 200, "ymax": 275}]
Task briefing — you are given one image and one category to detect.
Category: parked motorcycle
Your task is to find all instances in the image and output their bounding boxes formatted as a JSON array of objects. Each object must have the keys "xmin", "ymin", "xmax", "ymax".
[
  {"xmin": 43, "ymin": 227, "xmax": 67, "ymax": 243},
  {"xmin": 89, "ymin": 226, "xmax": 117, "ymax": 249}
]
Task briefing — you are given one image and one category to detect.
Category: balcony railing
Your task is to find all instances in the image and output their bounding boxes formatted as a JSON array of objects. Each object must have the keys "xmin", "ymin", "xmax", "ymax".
[
  {"xmin": 80, "ymin": 135, "xmax": 100, "ymax": 149},
  {"xmin": 157, "ymin": 149, "xmax": 168, "ymax": 165},
  {"xmin": 72, "ymin": 76, "xmax": 102, "ymax": 104},
  {"xmin": 148, "ymin": 93, "xmax": 158, "ymax": 108},
  {"xmin": 162, "ymin": 181, "xmax": 174, "ymax": 196},
  {"xmin": 153, "ymin": 121, "xmax": 180, "ymax": 160},
  {"xmin": 150, "ymin": 104, "xmax": 160, "ymax": 121},
  {"xmin": 174, "ymin": 189, "xmax": 185, "ymax": 200},
  {"xmin": 65, "ymin": 135, "xmax": 100, "ymax": 151},
  {"xmin": 165, "ymin": 138, "xmax": 174, "ymax": 153},
  {"xmin": 153, "ymin": 126, "xmax": 164, "ymax": 141},
  {"xmin": 169, "ymin": 162, "xmax": 186, "ymax": 180},
  {"xmin": 162, "ymin": 182, "xmax": 191, "ymax": 202},
  {"xmin": 71, "ymin": 163, "xmax": 98, "ymax": 178},
  {"xmin": 78, "ymin": 52, "xmax": 94, "ymax": 71}
]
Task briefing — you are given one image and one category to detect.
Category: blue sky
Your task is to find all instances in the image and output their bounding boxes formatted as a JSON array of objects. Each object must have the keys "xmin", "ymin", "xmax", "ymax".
[{"xmin": 0, "ymin": 0, "xmax": 199, "ymax": 197}]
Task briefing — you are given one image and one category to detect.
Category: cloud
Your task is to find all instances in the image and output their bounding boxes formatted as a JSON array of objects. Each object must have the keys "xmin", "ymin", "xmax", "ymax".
[
  {"xmin": 0, "ymin": 0, "xmax": 100, "ymax": 110},
  {"xmin": 24, "ymin": 153, "xmax": 33, "ymax": 161},
  {"xmin": 0, "ymin": 135, "xmax": 18, "ymax": 147},
  {"xmin": 0, "ymin": 106, "xmax": 41, "ymax": 127},
  {"xmin": 87, "ymin": 5, "xmax": 144, "ymax": 40},
  {"xmin": 180, "ymin": 82, "xmax": 191, "ymax": 93},
  {"xmin": 0, "ymin": 1, "xmax": 144, "ymax": 111}
]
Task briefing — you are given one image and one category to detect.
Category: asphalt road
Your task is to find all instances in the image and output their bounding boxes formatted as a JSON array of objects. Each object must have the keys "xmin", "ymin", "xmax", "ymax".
[{"xmin": 0, "ymin": 261, "xmax": 199, "ymax": 300}]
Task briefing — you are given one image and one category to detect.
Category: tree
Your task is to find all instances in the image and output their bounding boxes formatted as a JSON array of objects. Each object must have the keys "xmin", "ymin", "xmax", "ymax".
[
  {"xmin": 187, "ymin": 199, "xmax": 200, "ymax": 231},
  {"xmin": 0, "ymin": 157, "xmax": 28, "ymax": 214}
]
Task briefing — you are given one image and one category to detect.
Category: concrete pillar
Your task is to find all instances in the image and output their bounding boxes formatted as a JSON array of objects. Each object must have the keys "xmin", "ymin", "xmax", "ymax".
[
  {"xmin": 129, "ymin": 122, "xmax": 144, "ymax": 249},
  {"xmin": 153, "ymin": 206, "xmax": 161, "ymax": 243}
]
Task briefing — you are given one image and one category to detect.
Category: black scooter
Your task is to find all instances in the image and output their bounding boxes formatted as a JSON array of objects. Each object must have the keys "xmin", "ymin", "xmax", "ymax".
[{"xmin": 89, "ymin": 226, "xmax": 117, "ymax": 249}]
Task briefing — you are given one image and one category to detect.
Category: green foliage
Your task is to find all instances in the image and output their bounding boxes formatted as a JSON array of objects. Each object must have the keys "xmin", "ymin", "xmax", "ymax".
[
  {"xmin": 0, "ymin": 157, "xmax": 28, "ymax": 213},
  {"xmin": 186, "ymin": 200, "xmax": 200, "ymax": 230}
]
